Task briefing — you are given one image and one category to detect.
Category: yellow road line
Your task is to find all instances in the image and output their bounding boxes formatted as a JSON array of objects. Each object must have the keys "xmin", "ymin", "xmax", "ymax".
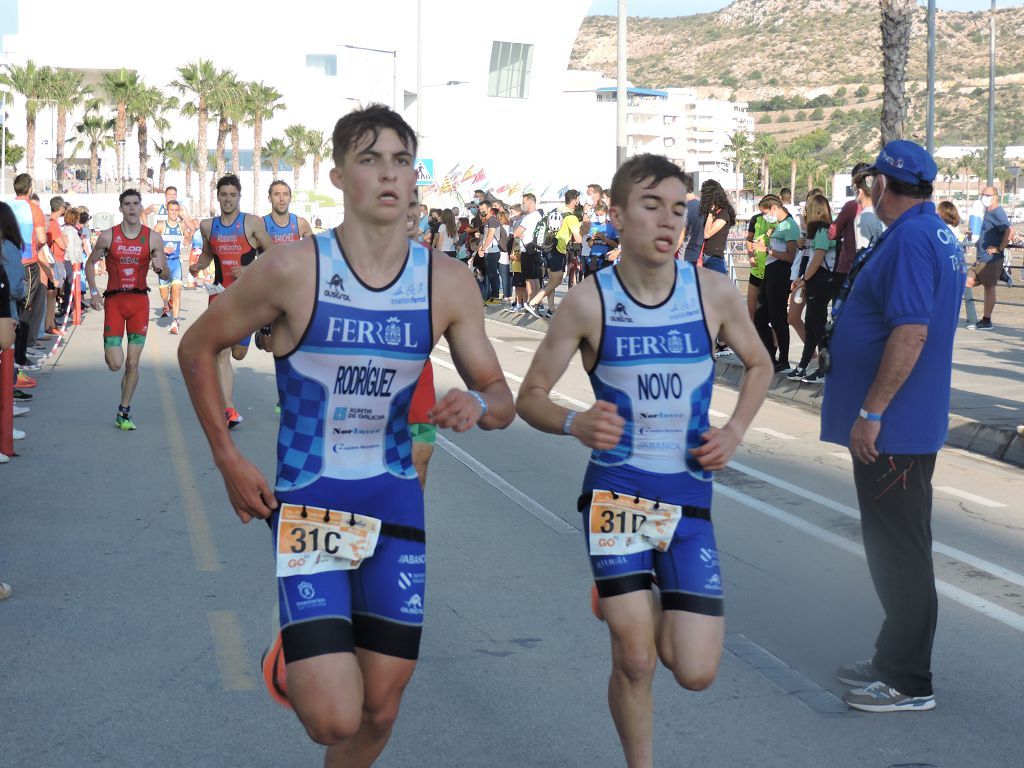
[
  {"xmin": 207, "ymin": 610, "xmax": 257, "ymax": 690},
  {"xmin": 152, "ymin": 331, "xmax": 221, "ymax": 572}
]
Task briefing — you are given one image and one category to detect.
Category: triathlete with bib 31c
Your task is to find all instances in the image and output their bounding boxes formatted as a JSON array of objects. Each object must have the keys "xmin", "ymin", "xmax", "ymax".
[
  {"xmin": 516, "ymin": 154, "xmax": 772, "ymax": 768},
  {"xmin": 177, "ymin": 105, "xmax": 514, "ymax": 768}
]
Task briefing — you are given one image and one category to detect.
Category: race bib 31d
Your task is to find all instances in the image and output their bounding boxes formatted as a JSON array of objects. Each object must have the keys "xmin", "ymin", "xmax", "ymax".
[{"xmin": 588, "ymin": 490, "xmax": 682, "ymax": 556}]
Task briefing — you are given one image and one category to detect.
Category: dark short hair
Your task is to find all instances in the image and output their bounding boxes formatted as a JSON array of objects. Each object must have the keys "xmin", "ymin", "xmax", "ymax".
[
  {"xmin": 883, "ymin": 174, "xmax": 933, "ymax": 199},
  {"xmin": 587, "ymin": 183, "xmax": 603, "ymax": 195},
  {"xmin": 13, "ymin": 173, "xmax": 32, "ymax": 195},
  {"xmin": 119, "ymin": 189, "xmax": 142, "ymax": 205},
  {"xmin": 780, "ymin": 187, "xmax": 791, "ymax": 196},
  {"xmin": 522, "ymin": 192, "xmax": 536, "ymax": 204},
  {"xmin": 473, "ymin": 189, "xmax": 485, "ymax": 196},
  {"xmin": 331, "ymin": 103, "xmax": 417, "ymax": 167},
  {"xmin": 0, "ymin": 201, "xmax": 25, "ymax": 251},
  {"xmin": 564, "ymin": 188, "xmax": 580, "ymax": 205},
  {"xmin": 49, "ymin": 196, "xmax": 65, "ymax": 212},
  {"xmin": 609, "ymin": 154, "xmax": 689, "ymax": 207},
  {"xmin": 268, "ymin": 179, "xmax": 291, "ymax": 194},
  {"xmin": 164, "ymin": 185, "xmax": 178, "ymax": 194},
  {"xmin": 217, "ymin": 174, "xmax": 242, "ymax": 193},
  {"xmin": 759, "ymin": 194, "xmax": 782, "ymax": 210}
]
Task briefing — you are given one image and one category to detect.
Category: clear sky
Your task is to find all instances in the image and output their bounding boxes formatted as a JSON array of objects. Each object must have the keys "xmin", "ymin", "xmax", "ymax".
[{"xmin": 587, "ymin": 0, "xmax": 1024, "ymax": 16}]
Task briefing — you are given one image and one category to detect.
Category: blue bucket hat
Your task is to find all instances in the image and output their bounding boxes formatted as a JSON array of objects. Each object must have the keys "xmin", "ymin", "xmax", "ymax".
[{"xmin": 867, "ymin": 140, "xmax": 937, "ymax": 186}]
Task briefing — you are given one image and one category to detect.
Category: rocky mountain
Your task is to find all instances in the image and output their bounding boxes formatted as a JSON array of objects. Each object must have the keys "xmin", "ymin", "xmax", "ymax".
[{"xmin": 573, "ymin": 0, "xmax": 1024, "ymax": 161}]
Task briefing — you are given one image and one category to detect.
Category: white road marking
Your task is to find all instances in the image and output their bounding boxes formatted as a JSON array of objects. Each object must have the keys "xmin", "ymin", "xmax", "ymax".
[
  {"xmin": 437, "ymin": 436, "xmax": 577, "ymax": 534},
  {"xmin": 513, "ymin": 345, "xmax": 534, "ymax": 354},
  {"xmin": 488, "ymin": 336, "xmax": 506, "ymax": 343},
  {"xmin": 935, "ymin": 486, "xmax": 1008, "ymax": 509},
  {"xmin": 486, "ymin": 317, "xmax": 545, "ymax": 338},
  {"xmin": 715, "ymin": 482, "xmax": 1024, "ymax": 635},
  {"xmin": 435, "ymin": 342, "xmax": 450, "ymax": 353},
  {"xmin": 729, "ymin": 461, "xmax": 1024, "ymax": 589},
  {"xmin": 709, "ymin": 409, "xmax": 729, "ymax": 419},
  {"xmin": 992, "ymin": 404, "xmax": 1019, "ymax": 411},
  {"xmin": 753, "ymin": 427, "xmax": 798, "ymax": 441}
]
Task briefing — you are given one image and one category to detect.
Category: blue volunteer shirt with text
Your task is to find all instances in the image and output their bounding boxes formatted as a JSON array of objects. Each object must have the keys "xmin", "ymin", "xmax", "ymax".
[{"xmin": 821, "ymin": 202, "xmax": 966, "ymax": 455}]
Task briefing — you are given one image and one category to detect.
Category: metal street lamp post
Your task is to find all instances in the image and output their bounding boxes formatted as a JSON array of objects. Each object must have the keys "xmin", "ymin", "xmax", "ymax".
[
  {"xmin": 616, "ymin": 0, "xmax": 627, "ymax": 168},
  {"xmin": 988, "ymin": 0, "xmax": 996, "ymax": 186},
  {"xmin": 927, "ymin": 0, "xmax": 936, "ymax": 155}
]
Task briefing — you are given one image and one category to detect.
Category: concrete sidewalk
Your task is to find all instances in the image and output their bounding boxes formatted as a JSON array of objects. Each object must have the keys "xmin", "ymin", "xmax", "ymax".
[{"xmin": 483, "ymin": 281, "xmax": 1024, "ymax": 467}]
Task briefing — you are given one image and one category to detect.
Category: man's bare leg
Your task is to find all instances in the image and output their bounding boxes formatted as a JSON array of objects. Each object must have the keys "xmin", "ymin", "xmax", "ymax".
[{"xmin": 656, "ymin": 610, "xmax": 724, "ymax": 691}]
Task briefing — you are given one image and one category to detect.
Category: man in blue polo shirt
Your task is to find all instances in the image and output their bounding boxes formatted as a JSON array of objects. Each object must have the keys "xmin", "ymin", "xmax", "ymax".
[{"xmin": 821, "ymin": 140, "xmax": 966, "ymax": 714}]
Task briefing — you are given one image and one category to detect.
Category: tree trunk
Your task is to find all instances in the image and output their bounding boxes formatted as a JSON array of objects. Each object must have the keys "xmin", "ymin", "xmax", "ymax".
[
  {"xmin": 230, "ymin": 122, "xmax": 240, "ymax": 175},
  {"xmin": 197, "ymin": 101, "xmax": 209, "ymax": 215},
  {"xmin": 138, "ymin": 119, "xmax": 149, "ymax": 189},
  {"xmin": 790, "ymin": 159, "xmax": 797, "ymax": 196},
  {"xmin": 159, "ymin": 160, "xmax": 167, "ymax": 192},
  {"xmin": 185, "ymin": 165, "xmax": 193, "ymax": 204},
  {"xmin": 313, "ymin": 155, "xmax": 321, "ymax": 190},
  {"xmin": 115, "ymin": 102, "xmax": 127, "ymax": 190},
  {"xmin": 293, "ymin": 163, "xmax": 300, "ymax": 190},
  {"xmin": 215, "ymin": 114, "xmax": 228, "ymax": 181},
  {"xmin": 272, "ymin": 159, "xmax": 279, "ymax": 181},
  {"xmin": 26, "ymin": 115, "xmax": 36, "ymax": 178},
  {"xmin": 55, "ymin": 108, "xmax": 68, "ymax": 193},
  {"xmin": 89, "ymin": 146, "xmax": 99, "ymax": 193},
  {"xmin": 252, "ymin": 118, "xmax": 263, "ymax": 212},
  {"xmin": 880, "ymin": 0, "xmax": 915, "ymax": 146}
]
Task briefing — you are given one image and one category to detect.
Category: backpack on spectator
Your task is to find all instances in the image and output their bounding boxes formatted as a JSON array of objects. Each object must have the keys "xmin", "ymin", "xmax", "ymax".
[
  {"xmin": 497, "ymin": 223, "xmax": 510, "ymax": 253},
  {"xmin": 534, "ymin": 208, "xmax": 562, "ymax": 253}
]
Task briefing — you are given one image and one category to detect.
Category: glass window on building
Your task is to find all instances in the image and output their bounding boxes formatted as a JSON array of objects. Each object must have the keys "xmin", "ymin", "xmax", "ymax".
[
  {"xmin": 305, "ymin": 54, "xmax": 338, "ymax": 77},
  {"xmin": 488, "ymin": 42, "xmax": 533, "ymax": 99}
]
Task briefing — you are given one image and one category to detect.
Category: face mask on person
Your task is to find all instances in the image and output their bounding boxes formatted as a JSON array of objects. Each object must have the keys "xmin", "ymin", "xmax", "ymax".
[
  {"xmin": 764, "ymin": 213, "xmax": 778, "ymax": 224},
  {"xmin": 981, "ymin": 195, "xmax": 994, "ymax": 207}
]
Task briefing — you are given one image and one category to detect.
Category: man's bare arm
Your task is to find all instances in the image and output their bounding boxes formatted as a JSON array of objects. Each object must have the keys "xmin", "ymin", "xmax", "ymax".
[
  {"xmin": 861, "ymin": 324, "xmax": 928, "ymax": 415},
  {"xmin": 298, "ymin": 217, "xmax": 314, "ymax": 239}
]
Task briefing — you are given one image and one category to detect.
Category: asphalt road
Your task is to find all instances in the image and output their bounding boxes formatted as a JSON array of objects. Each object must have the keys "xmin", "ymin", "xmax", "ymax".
[{"xmin": 3, "ymin": 286, "xmax": 1023, "ymax": 768}]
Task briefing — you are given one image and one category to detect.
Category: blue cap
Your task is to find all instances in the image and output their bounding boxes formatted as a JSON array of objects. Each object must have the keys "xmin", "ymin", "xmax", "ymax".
[{"xmin": 868, "ymin": 140, "xmax": 937, "ymax": 186}]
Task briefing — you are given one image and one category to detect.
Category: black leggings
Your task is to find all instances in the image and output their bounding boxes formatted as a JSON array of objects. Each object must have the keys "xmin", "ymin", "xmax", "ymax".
[
  {"xmin": 798, "ymin": 270, "xmax": 833, "ymax": 369},
  {"xmin": 755, "ymin": 260, "xmax": 793, "ymax": 365}
]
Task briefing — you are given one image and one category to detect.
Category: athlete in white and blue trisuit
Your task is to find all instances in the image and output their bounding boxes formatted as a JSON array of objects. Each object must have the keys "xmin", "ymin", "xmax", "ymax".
[
  {"xmin": 178, "ymin": 105, "xmax": 514, "ymax": 768},
  {"xmin": 517, "ymin": 154, "xmax": 772, "ymax": 768},
  {"xmin": 155, "ymin": 199, "xmax": 186, "ymax": 333}
]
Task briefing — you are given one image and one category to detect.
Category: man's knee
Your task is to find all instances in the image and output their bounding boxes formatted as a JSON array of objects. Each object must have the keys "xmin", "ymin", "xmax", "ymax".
[
  {"xmin": 669, "ymin": 663, "xmax": 717, "ymax": 692},
  {"xmin": 301, "ymin": 708, "xmax": 362, "ymax": 746},
  {"xmin": 613, "ymin": 646, "xmax": 658, "ymax": 685},
  {"xmin": 362, "ymin": 698, "xmax": 401, "ymax": 739}
]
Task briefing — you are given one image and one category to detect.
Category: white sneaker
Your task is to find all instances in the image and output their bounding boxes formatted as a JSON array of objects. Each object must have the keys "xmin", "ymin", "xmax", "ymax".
[
  {"xmin": 0, "ymin": 453, "xmax": 9, "ymax": 464},
  {"xmin": 204, "ymin": 283, "xmax": 225, "ymax": 295},
  {"xmin": 523, "ymin": 303, "xmax": 542, "ymax": 319},
  {"xmin": 12, "ymin": 428, "xmax": 25, "ymax": 440},
  {"xmin": 13, "ymin": 405, "xmax": 29, "ymax": 417},
  {"xmin": 0, "ymin": 581, "xmax": 10, "ymax": 598}
]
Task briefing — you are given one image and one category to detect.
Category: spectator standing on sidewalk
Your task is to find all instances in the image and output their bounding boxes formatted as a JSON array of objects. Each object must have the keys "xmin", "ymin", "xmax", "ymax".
[
  {"xmin": 821, "ymin": 141, "xmax": 965, "ymax": 713},
  {"xmin": 680, "ymin": 173, "xmax": 703, "ymax": 263},
  {"xmin": 938, "ymin": 202, "xmax": 976, "ymax": 327},
  {"xmin": 514, "ymin": 193, "xmax": 543, "ymax": 308},
  {"xmin": 829, "ymin": 163, "xmax": 872, "ymax": 299},
  {"xmin": 789, "ymin": 194, "xmax": 835, "ymax": 383},
  {"xmin": 0, "ymin": 251, "xmax": 15, "ymax": 474},
  {"xmin": 754, "ymin": 194, "xmax": 799, "ymax": 373},
  {"xmin": 525, "ymin": 189, "xmax": 581, "ymax": 319},
  {"xmin": 477, "ymin": 204, "xmax": 502, "ymax": 305},
  {"xmin": 969, "ymin": 185, "xmax": 1010, "ymax": 330},
  {"xmin": 699, "ymin": 180, "xmax": 735, "ymax": 276},
  {"xmin": 10, "ymin": 175, "xmax": 50, "ymax": 381},
  {"xmin": 45, "ymin": 197, "xmax": 68, "ymax": 332}
]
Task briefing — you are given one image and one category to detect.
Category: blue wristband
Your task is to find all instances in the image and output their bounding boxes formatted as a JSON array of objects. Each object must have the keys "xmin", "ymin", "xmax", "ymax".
[
  {"xmin": 563, "ymin": 410, "xmax": 577, "ymax": 435},
  {"xmin": 858, "ymin": 408, "xmax": 882, "ymax": 422},
  {"xmin": 468, "ymin": 390, "xmax": 487, "ymax": 419}
]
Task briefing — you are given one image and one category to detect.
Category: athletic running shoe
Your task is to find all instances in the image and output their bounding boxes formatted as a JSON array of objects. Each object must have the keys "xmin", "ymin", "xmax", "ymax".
[
  {"xmin": 484, "ymin": 297, "xmax": 502, "ymax": 306},
  {"xmin": 843, "ymin": 681, "xmax": 935, "ymax": 713},
  {"xmin": 0, "ymin": 581, "xmax": 11, "ymax": 599},
  {"xmin": 116, "ymin": 413, "xmax": 137, "ymax": 431},
  {"xmin": 774, "ymin": 362, "xmax": 797, "ymax": 375},
  {"xmin": 0, "ymin": 454, "xmax": 8, "ymax": 465},
  {"xmin": 974, "ymin": 318, "xmax": 993, "ymax": 330},
  {"xmin": 170, "ymin": 321, "xmax": 179, "ymax": 335},
  {"xmin": 18, "ymin": 361, "xmax": 42, "ymax": 372},
  {"xmin": 12, "ymin": 428, "xmax": 25, "ymax": 440},
  {"xmin": 801, "ymin": 370, "xmax": 826, "ymax": 385},
  {"xmin": 540, "ymin": 307, "xmax": 554, "ymax": 318},
  {"xmin": 523, "ymin": 303, "xmax": 542, "ymax": 319},
  {"xmin": 786, "ymin": 367, "xmax": 807, "ymax": 381},
  {"xmin": 204, "ymin": 283, "xmax": 225, "ymax": 295},
  {"xmin": 13, "ymin": 390, "xmax": 33, "ymax": 402},
  {"xmin": 226, "ymin": 407, "xmax": 244, "ymax": 429},
  {"xmin": 714, "ymin": 347, "xmax": 734, "ymax": 358},
  {"xmin": 274, "ymin": 402, "xmax": 281, "ymax": 415},
  {"xmin": 15, "ymin": 371, "xmax": 37, "ymax": 388},
  {"xmin": 13, "ymin": 405, "xmax": 28, "ymax": 417},
  {"xmin": 260, "ymin": 633, "xmax": 291, "ymax": 709},
  {"xmin": 836, "ymin": 659, "xmax": 878, "ymax": 687},
  {"xmin": 590, "ymin": 584, "xmax": 605, "ymax": 622}
]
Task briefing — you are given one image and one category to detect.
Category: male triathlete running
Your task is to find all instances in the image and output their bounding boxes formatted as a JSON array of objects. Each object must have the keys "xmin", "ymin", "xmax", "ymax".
[
  {"xmin": 86, "ymin": 189, "xmax": 168, "ymax": 430},
  {"xmin": 178, "ymin": 104, "xmax": 513, "ymax": 767},
  {"xmin": 190, "ymin": 174, "xmax": 274, "ymax": 428},
  {"xmin": 144, "ymin": 185, "xmax": 197, "ymax": 231},
  {"xmin": 264, "ymin": 179, "xmax": 314, "ymax": 244},
  {"xmin": 155, "ymin": 199, "xmax": 186, "ymax": 333},
  {"xmin": 517, "ymin": 154, "xmax": 772, "ymax": 768}
]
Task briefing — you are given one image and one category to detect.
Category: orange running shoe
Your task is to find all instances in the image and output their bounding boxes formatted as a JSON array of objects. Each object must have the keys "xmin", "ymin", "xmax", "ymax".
[
  {"xmin": 225, "ymin": 407, "xmax": 243, "ymax": 429},
  {"xmin": 260, "ymin": 633, "xmax": 291, "ymax": 709},
  {"xmin": 16, "ymin": 371, "xmax": 37, "ymax": 389},
  {"xmin": 591, "ymin": 584, "xmax": 605, "ymax": 622}
]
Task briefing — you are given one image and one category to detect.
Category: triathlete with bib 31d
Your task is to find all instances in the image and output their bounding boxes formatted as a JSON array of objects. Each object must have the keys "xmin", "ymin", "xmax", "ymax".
[
  {"xmin": 516, "ymin": 154, "xmax": 772, "ymax": 768},
  {"xmin": 177, "ymin": 105, "xmax": 514, "ymax": 768},
  {"xmin": 86, "ymin": 189, "xmax": 168, "ymax": 431},
  {"xmin": 190, "ymin": 173, "xmax": 274, "ymax": 429}
]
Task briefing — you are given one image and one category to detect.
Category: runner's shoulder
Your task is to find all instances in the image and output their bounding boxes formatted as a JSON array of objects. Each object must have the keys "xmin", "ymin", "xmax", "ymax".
[{"xmin": 555, "ymin": 273, "xmax": 602, "ymax": 330}]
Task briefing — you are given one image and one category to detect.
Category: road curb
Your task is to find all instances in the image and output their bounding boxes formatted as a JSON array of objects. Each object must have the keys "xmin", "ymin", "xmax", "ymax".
[{"xmin": 482, "ymin": 303, "xmax": 1023, "ymax": 469}]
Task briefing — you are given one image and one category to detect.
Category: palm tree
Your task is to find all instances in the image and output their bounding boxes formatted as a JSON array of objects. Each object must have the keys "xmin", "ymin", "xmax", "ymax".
[
  {"xmin": 942, "ymin": 160, "xmax": 960, "ymax": 200},
  {"xmin": 169, "ymin": 140, "xmax": 200, "ymax": 203},
  {"xmin": 879, "ymin": 0, "xmax": 916, "ymax": 145},
  {"xmin": 67, "ymin": 110, "xmax": 115, "ymax": 192},
  {"xmin": 100, "ymin": 68, "xmax": 144, "ymax": 191},
  {"xmin": 245, "ymin": 81, "xmax": 285, "ymax": 209},
  {"xmin": 172, "ymin": 59, "xmax": 219, "ymax": 214},
  {"xmin": 723, "ymin": 130, "xmax": 751, "ymax": 192},
  {"xmin": 46, "ymin": 68, "xmax": 92, "ymax": 192},
  {"xmin": 1, "ymin": 60, "xmax": 52, "ymax": 178},
  {"xmin": 752, "ymin": 134, "xmax": 778, "ymax": 194},
  {"xmin": 128, "ymin": 86, "xmax": 174, "ymax": 189},
  {"xmin": 284, "ymin": 124, "xmax": 310, "ymax": 190},
  {"xmin": 307, "ymin": 129, "xmax": 332, "ymax": 190},
  {"xmin": 263, "ymin": 137, "xmax": 288, "ymax": 181},
  {"xmin": 207, "ymin": 69, "xmax": 240, "ymax": 184},
  {"xmin": 153, "ymin": 137, "xmax": 176, "ymax": 192}
]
